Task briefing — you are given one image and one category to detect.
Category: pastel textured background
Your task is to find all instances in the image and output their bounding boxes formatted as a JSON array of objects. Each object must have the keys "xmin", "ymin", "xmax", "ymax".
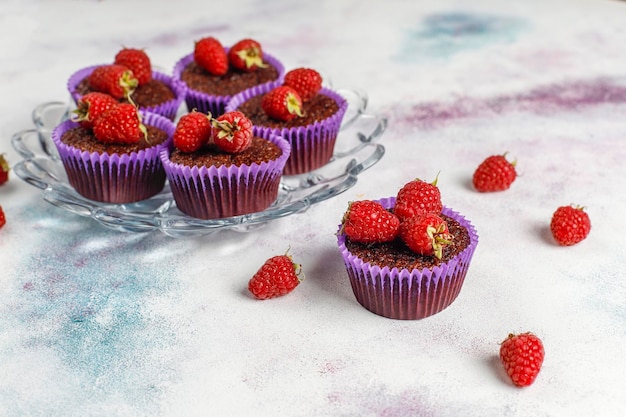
[{"xmin": 1, "ymin": 0, "xmax": 625, "ymax": 416}]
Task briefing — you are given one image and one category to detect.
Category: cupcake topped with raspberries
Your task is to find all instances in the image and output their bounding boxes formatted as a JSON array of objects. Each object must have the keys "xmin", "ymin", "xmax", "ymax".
[
  {"xmin": 173, "ymin": 37, "xmax": 284, "ymax": 117},
  {"xmin": 52, "ymin": 95, "xmax": 174, "ymax": 204},
  {"xmin": 159, "ymin": 110, "xmax": 290, "ymax": 219},
  {"xmin": 336, "ymin": 176, "xmax": 479, "ymax": 320},
  {"xmin": 68, "ymin": 47, "xmax": 187, "ymax": 120},
  {"xmin": 226, "ymin": 67, "xmax": 348, "ymax": 175}
]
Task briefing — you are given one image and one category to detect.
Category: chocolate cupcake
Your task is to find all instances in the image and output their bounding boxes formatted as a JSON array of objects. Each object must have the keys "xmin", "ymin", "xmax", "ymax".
[
  {"xmin": 159, "ymin": 111, "xmax": 291, "ymax": 219},
  {"xmin": 337, "ymin": 197, "xmax": 479, "ymax": 320},
  {"xmin": 51, "ymin": 111, "xmax": 174, "ymax": 204},
  {"xmin": 173, "ymin": 40, "xmax": 284, "ymax": 117},
  {"xmin": 225, "ymin": 83, "xmax": 348, "ymax": 175},
  {"xmin": 67, "ymin": 65, "xmax": 187, "ymax": 120}
]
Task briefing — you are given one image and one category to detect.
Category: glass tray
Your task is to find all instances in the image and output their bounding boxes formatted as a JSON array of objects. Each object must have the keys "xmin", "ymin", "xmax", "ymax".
[{"xmin": 11, "ymin": 89, "xmax": 387, "ymax": 238}]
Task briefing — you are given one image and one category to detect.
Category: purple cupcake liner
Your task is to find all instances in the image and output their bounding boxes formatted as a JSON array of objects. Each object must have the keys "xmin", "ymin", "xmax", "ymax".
[
  {"xmin": 67, "ymin": 65, "xmax": 187, "ymax": 120},
  {"xmin": 225, "ymin": 85, "xmax": 348, "ymax": 176},
  {"xmin": 51, "ymin": 111, "xmax": 175, "ymax": 204},
  {"xmin": 173, "ymin": 50, "xmax": 285, "ymax": 117},
  {"xmin": 337, "ymin": 197, "xmax": 479, "ymax": 320},
  {"xmin": 159, "ymin": 134, "xmax": 291, "ymax": 219}
]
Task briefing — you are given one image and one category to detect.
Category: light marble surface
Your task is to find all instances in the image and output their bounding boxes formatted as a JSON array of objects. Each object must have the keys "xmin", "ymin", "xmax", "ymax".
[{"xmin": 2, "ymin": 0, "xmax": 626, "ymax": 416}]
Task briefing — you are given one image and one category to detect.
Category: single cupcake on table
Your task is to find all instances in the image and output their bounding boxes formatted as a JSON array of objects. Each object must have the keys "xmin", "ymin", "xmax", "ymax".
[
  {"xmin": 52, "ymin": 95, "xmax": 175, "ymax": 204},
  {"xmin": 68, "ymin": 47, "xmax": 187, "ymax": 120},
  {"xmin": 159, "ymin": 110, "xmax": 291, "ymax": 219},
  {"xmin": 173, "ymin": 37, "xmax": 284, "ymax": 117},
  {"xmin": 336, "ymin": 178, "xmax": 479, "ymax": 320},
  {"xmin": 225, "ymin": 67, "xmax": 348, "ymax": 175}
]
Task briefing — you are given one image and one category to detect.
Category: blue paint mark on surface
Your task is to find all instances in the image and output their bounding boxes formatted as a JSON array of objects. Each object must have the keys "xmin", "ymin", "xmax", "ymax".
[
  {"xmin": 0, "ymin": 213, "xmax": 187, "ymax": 416},
  {"xmin": 396, "ymin": 12, "xmax": 528, "ymax": 61}
]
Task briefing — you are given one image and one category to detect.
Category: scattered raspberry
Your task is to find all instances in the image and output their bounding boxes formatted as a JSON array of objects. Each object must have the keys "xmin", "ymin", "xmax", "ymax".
[
  {"xmin": 341, "ymin": 200, "xmax": 401, "ymax": 243},
  {"xmin": 72, "ymin": 92, "xmax": 119, "ymax": 128},
  {"xmin": 194, "ymin": 37, "xmax": 229, "ymax": 76},
  {"xmin": 114, "ymin": 47, "xmax": 152, "ymax": 85},
  {"xmin": 394, "ymin": 176, "xmax": 443, "ymax": 221},
  {"xmin": 0, "ymin": 154, "xmax": 9, "ymax": 186},
  {"xmin": 0, "ymin": 205, "xmax": 5, "ymax": 229},
  {"xmin": 399, "ymin": 212, "xmax": 453, "ymax": 259},
  {"xmin": 173, "ymin": 111, "xmax": 213, "ymax": 153},
  {"xmin": 248, "ymin": 252, "xmax": 304, "ymax": 300},
  {"xmin": 228, "ymin": 38, "xmax": 267, "ymax": 72},
  {"xmin": 500, "ymin": 332, "xmax": 545, "ymax": 387},
  {"xmin": 88, "ymin": 64, "xmax": 138, "ymax": 99},
  {"xmin": 283, "ymin": 68, "xmax": 322, "ymax": 102},
  {"xmin": 550, "ymin": 205, "xmax": 591, "ymax": 246},
  {"xmin": 473, "ymin": 153, "xmax": 517, "ymax": 192},
  {"xmin": 261, "ymin": 86, "xmax": 303, "ymax": 122},
  {"xmin": 93, "ymin": 103, "xmax": 146, "ymax": 144},
  {"xmin": 212, "ymin": 111, "xmax": 253, "ymax": 153}
]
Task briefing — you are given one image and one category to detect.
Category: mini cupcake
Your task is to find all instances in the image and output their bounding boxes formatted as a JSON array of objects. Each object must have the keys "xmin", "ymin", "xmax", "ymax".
[
  {"xmin": 52, "ymin": 103, "xmax": 174, "ymax": 204},
  {"xmin": 173, "ymin": 37, "xmax": 284, "ymax": 117},
  {"xmin": 225, "ymin": 68, "xmax": 348, "ymax": 175},
  {"xmin": 160, "ymin": 110, "xmax": 291, "ymax": 219},
  {"xmin": 337, "ymin": 195, "xmax": 479, "ymax": 320},
  {"xmin": 67, "ymin": 48, "xmax": 187, "ymax": 120}
]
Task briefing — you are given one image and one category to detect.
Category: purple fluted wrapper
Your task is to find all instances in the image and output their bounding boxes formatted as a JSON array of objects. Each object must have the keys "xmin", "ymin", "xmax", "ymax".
[
  {"xmin": 173, "ymin": 50, "xmax": 285, "ymax": 117},
  {"xmin": 226, "ymin": 85, "xmax": 348, "ymax": 175},
  {"xmin": 336, "ymin": 197, "xmax": 479, "ymax": 320},
  {"xmin": 51, "ymin": 112, "xmax": 175, "ymax": 204},
  {"xmin": 159, "ymin": 134, "xmax": 291, "ymax": 219},
  {"xmin": 67, "ymin": 65, "xmax": 187, "ymax": 120}
]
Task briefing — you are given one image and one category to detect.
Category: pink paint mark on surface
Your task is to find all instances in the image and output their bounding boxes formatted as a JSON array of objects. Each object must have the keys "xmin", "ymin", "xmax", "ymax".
[{"xmin": 394, "ymin": 78, "xmax": 626, "ymax": 130}]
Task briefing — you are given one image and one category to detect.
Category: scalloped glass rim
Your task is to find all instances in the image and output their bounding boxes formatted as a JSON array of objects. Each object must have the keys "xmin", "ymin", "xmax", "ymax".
[{"xmin": 11, "ymin": 89, "xmax": 387, "ymax": 238}]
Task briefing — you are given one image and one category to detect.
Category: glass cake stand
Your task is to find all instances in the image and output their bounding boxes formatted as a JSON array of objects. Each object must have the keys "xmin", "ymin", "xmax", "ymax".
[{"xmin": 11, "ymin": 89, "xmax": 387, "ymax": 238}]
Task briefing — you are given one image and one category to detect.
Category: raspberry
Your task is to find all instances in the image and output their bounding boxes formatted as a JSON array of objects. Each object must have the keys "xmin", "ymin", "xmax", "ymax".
[
  {"xmin": 173, "ymin": 111, "xmax": 213, "ymax": 153},
  {"xmin": 473, "ymin": 153, "xmax": 517, "ymax": 192},
  {"xmin": 0, "ymin": 154, "xmax": 9, "ymax": 186},
  {"xmin": 114, "ymin": 47, "xmax": 152, "ymax": 85},
  {"xmin": 88, "ymin": 64, "xmax": 138, "ymax": 99},
  {"xmin": 93, "ymin": 103, "xmax": 146, "ymax": 144},
  {"xmin": 194, "ymin": 37, "xmax": 229, "ymax": 76},
  {"xmin": 341, "ymin": 200, "xmax": 400, "ymax": 244},
  {"xmin": 550, "ymin": 205, "xmax": 591, "ymax": 246},
  {"xmin": 284, "ymin": 68, "xmax": 322, "ymax": 102},
  {"xmin": 261, "ymin": 86, "xmax": 303, "ymax": 122},
  {"xmin": 228, "ymin": 38, "xmax": 267, "ymax": 72},
  {"xmin": 248, "ymin": 253, "xmax": 304, "ymax": 300},
  {"xmin": 500, "ymin": 332, "xmax": 545, "ymax": 387},
  {"xmin": 394, "ymin": 176, "xmax": 443, "ymax": 221},
  {"xmin": 399, "ymin": 212, "xmax": 453, "ymax": 259},
  {"xmin": 212, "ymin": 111, "xmax": 253, "ymax": 153}
]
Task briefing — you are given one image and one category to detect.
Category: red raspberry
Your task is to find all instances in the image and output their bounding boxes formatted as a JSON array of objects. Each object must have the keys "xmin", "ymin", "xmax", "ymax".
[
  {"xmin": 0, "ymin": 205, "xmax": 6, "ymax": 229},
  {"xmin": 194, "ymin": 37, "xmax": 228, "ymax": 76},
  {"xmin": 399, "ymin": 212, "xmax": 453, "ymax": 259},
  {"xmin": 341, "ymin": 200, "xmax": 400, "ymax": 244},
  {"xmin": 0, "ymin": 154, "xmax": 9, "ymax": 186},
  {"xmin": 261, "ymin": 86, "xmax": 303, "ymax": 122},
  {"xmin": 550, "ymin": 205, "xmax": 591, "ymax": 246},
  {"xmin": 114, "ymin": 47, "xmax": 152, "ymax": 85},
  {"xmin": 212, "ymin": 111, "xmax": 253, "ymax": 153},
  {"xmin": 394, "ymin": 176, "xmax": 443, "ymax": 221},
  {"xmin": 248, "ymin": 253, "xmax": 304, "ymax": 300},
  {"xmin": 500, "ymin": 332, "xmax": 545, "ymax": 387},
  {"xmin": 88, "ymin": 64, "xmax": 138, "ymax": 99},
  {"xmin": 228, "ymin": 38, "xmax": 267, "ymax": 72},
  {"xmin": 473, "ymin": 153, "xmax": 517, "ymax": 192},
  {"xmin": 93, "ymin": 103, "xmax": 146, "ymax": 144},
  {"xmin": 284, "ymin": 68, "xmax": 322, "ymax": 102},
  {"xmin": 72, "ymin": 92, "xmax": 119, "ymax": 128},
  {"xmin": 173, "ymin": 111, "xmax": 213, "ymax": 153}
]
